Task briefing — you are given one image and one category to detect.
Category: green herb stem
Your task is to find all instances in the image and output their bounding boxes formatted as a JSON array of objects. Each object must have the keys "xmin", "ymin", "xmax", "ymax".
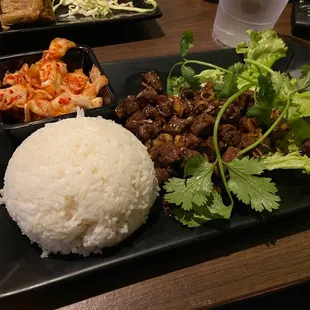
[
  {"xmin": 213, "ymin": 86, "xmax": 251, "ymax": 206},
  {"xmin": 167, "ymin": 61, "xmax": 184, "ymax": 80},
  {"xmin": 184, "ymin": 60, "xmax": 256, "ymax": 85},
  {"xmin": 239, "ymin": 98, "xmax": 291, "ymax": 156},
  {"xmin": 244, "ymin": 58, "xmax": 275, "ymax": 74}
]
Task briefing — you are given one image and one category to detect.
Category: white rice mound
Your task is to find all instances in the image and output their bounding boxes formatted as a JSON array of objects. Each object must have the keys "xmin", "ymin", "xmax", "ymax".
[{"xmin": 1, "ymin": 115, "xmax": 158, "ymax": 257}]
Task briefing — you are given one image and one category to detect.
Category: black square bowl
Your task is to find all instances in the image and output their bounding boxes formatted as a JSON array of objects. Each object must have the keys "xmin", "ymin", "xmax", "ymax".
[{"xmin": 0, "ymin": 45, "xmax": 116, "ymax": 141}]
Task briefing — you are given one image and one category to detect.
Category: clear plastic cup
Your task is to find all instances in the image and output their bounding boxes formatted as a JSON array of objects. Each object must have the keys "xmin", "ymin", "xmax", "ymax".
[{"xmin": 212, "ymin": 0, "xmax": 289, "ymax": 48}]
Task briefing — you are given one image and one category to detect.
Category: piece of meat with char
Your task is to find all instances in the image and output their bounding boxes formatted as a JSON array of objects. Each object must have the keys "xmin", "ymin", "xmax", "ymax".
[
  {"xmin": 137, "ymin": 86, "xmax": 158, "ymax": 101},
  {"xmin": 150, "ymin": 142, "xmax": 183, "ymax": 167},
  {"xmin": 125, "ymin": 110, "xmax": 145, "ymax": 135},
  {"xmin": 222, "ymin": 147, "xmax": 241, "ymax": 162},
  {"xmin": 238, "ymin": 132, "xmax": 271, "ymax": 157},
  {"xmin": 270, "ymin": 119, "xmax": 291, "ymax": 141},
  {"xmin": 155, "ymin": 167, "xmax": 174, "ymax": 184},
  {"xmin": 240, "ymin": 116, "xmax": 259, "ymax": 133},
  {"xmin": 141, "ymin": 72, "xmax": 163, "ymax": 94},
  {"xmin": 219, "ymin": 124, "xmax": 241, "ymax": 146},
  {"xmin": 156, "ymin": 95, "xmax": 174, "ymax": 118},
  {"xmin": 163, "ymin": 116, "xmax": 187, "ymax": 136},
  {"xmin": 190, "ymin": 113, "xmax": 216, "ymax": 137},
  {"xmin": 137, "ymin": 121, "xmax": 162, "ymax": 143},
  {"xmin": 174, "ymin": 132, "xmax": 204, "ymax": 149}
]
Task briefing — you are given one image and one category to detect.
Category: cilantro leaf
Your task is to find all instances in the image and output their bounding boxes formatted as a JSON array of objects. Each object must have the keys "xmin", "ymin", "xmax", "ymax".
[
  {"xmin": 262, "ymin": 152, "xmax": 310, "ymax": 174},
  {"xmin": 167, "ymin": 76, "xmax": 189, "ymax": 95},
  {"xmin": 180, "ymin": 31, "xmax": 194, "ymax": 59},
  {"xmin": 181, "ymin": 65, "xmax": 200, "ymax": 90},
  {"xmin": 246, "ymin": 74, "xmax": 276, "ymax": 124},
  {"xmin": 173, "ymin": 191, "xmax": 232, "ymax": 228},
  {"xmin": 214, "ymin": 63, "xmax": 244, "ymax": 98},
  {"xmin": 226, "ymin": 157, "xmax": 280, "ymax": 212},
  {"xmin": 164, "ymin": 155, "xmax": 215, "ymax": 210},
  {"xmin": 287, "ymin": 118, "xmax": 310, "ymax": 145},
  {"xmin": 297, "ymin": 64, "xmax": 310, "ymax": 91}
]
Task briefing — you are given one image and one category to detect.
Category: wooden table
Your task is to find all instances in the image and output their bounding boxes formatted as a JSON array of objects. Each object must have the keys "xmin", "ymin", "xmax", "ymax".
[{"xmin": 2, "ymin": 1, "xmax": 310, "ymax": 310}]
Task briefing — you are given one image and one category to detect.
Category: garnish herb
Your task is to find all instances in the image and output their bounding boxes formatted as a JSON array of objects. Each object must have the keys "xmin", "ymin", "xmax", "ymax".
[{"xmin": 164, "ymin": 29, "xmax": 310, "ymax": 227}]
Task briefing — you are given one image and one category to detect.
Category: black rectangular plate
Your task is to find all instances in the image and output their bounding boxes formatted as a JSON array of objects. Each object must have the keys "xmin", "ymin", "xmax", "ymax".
[
  {"xmin": 0, "ymin": 1, "xmax": 162, "ymax": 38},
  {"xmin": 1, "ymin": 42, "xmax": 310, "ymax": 299}
]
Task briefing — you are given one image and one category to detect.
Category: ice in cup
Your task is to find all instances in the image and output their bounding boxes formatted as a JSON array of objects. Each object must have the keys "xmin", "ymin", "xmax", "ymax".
[{"xmin": 212, "ymin": 0, "xmax": 289, "ymax": 47}]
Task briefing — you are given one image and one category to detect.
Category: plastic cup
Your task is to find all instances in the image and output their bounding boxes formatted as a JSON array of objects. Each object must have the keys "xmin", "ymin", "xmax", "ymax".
[{"xmin": 212, "ymin": 0, "xmax": 289, "ymax": 48}]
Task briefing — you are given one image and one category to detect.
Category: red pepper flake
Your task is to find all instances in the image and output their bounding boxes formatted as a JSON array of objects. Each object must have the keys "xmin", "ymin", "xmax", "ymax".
[{"xmin": 9, "ymin": 89, "xmax": 13, "ymax": 94}]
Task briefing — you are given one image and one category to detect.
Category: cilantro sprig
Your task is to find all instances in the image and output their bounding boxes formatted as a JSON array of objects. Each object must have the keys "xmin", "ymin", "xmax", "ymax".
[{"xmin": 164, "ymin": 29, "xmax": 310, "ymax": 227}]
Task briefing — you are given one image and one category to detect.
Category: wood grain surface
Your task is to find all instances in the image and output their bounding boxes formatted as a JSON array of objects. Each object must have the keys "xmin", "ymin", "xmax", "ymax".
[{"xmin": 1, "ymin": 1, "xmax": 310, "ymax": 310}]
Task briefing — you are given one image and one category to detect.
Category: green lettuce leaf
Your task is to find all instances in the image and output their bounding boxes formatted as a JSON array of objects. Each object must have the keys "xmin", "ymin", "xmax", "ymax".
[
  {"xmin": 196, "ymin": 69, "xmax": 224, "ymax": 84},
  {"xmin": 262, "ymin": 152, "xmax": 310, "ymax": 174}
]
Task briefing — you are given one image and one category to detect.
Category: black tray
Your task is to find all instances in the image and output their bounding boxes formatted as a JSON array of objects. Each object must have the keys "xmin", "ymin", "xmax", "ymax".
[
  {"xmin": 1, "ymin": 42, "xmax": 310, "ymax": 299},
  {"xmin": 0, "ymin": 45, "xmax": 116, "ymax": 141},
  {"xmin": 0, "ymin": 0, "xmax": 162, "ymax": 38}
]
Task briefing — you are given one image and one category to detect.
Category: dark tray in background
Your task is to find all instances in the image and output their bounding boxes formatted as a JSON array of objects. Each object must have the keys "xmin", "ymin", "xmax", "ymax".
[
  {"xmin": 0, "ymin": 0, "xmax": 162, "ymax": 38},
  {"xmin": 1, "ymin": 41, "xmax": 310, "ymax": 299}
]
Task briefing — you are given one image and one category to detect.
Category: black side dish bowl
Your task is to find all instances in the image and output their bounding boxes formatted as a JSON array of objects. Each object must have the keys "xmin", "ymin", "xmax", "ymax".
[{"xmin": 0, "ymin": 45, "xmax": 116, "ymax": 141}]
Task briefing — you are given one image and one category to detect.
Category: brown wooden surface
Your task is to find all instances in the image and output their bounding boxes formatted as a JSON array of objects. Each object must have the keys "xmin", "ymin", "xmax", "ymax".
[{"xmin": 2, "ymin": 1, "xmax": 310, "ymax": 310}]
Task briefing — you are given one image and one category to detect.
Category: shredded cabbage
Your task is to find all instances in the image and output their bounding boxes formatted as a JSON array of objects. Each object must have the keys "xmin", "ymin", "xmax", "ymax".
[{"xmin": 52, "ymin": 0, "xmax": 157, "ymax": 19}]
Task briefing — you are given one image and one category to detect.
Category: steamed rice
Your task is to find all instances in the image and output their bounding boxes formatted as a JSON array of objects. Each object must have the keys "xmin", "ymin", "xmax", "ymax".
[{"xmin": 1, "ymin": 115, "xmax": 158, "ymax": 257}]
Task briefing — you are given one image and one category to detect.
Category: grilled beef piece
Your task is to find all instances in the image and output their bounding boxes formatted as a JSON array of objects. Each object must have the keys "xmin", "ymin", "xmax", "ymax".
[
  {"xmin": 183, "ymin": 149, "xmax": 201, "ymax": 161},
  {"xmin": 156, "ymin": 95, "xmax": 173, "ymax": 118},
  {"xmin": 137, "ymin": 86, "xmax": 158, "ymax": 100},
  {"xmin": 138, "ymin": 121, "xmax": 162, "ymax": 143},
  {"xmin": 155, "ymin": 167, "xmax": 173, "ymax": 184},
  {"xmin": 152, "ymin": 133, "xmax": 174, "ymax": 148},
  {"xmin": 190, "ymin": 113, "xmax": 216, "ymax": 137},
  {"xmin": 116, "ymin": 96, "xmax": 140, "ymax": 119},
  {"xmin": 270, "ymin": 119, "xmax": 291, "ymax": 141},
  {"xmin": 240, "ymin": 116, "xmax": 259, "ymax": 133},
  {"xmin": 174, "ymin": 133, "xmax": 203, "ymax": 149},
  {"xmin": 150, "ymin": 143, "xmax": 183, "ymax": 167},
  {"xmin": 163, "ymin": 116, "xmax": 187, "ymax": 136},
  {"xmin": 141, "ymin": 72, "xmax": 163, "ymax": 94},
  {"xmin": 222, "ymin": 147, "xmax": 241, "ymax": 162},
  {"xmin": 219, "ymin": 124, "xmax": 241, "ymax": 146},
  {"xmin": 222, "ymin": 103, "xmax": 242, "ymax": 123},
  {"xmin": 125, "ymin": 110, "xmax": 146, "ymax": 135},
  {"xmin": 239, "ymin": 132, "xmax": 271, "ymax": 156},
  {"xmin": 301, "ymin": 140, "xmax": 310, "ymax": 157}
]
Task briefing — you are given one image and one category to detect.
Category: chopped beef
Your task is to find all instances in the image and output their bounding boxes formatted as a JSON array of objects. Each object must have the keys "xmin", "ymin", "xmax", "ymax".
[
  {"xmin": 125, "ymin": 110, "xmax": 146, "ymax": 135},
  {"xmin": 204, "ymin": 136, "xmax": 225, "ymax": 162},
  {"xmin": 183, "ymin": 149, "xmax": 201, "ymax": 161},
  {"xmin": 270, "ymin": 119, "xmax": 291, "ymax": 141},
  {"xmin": 155, "ymin": 167, "xmax": 173, "ymax": 184},
  {"xmin": 137, "ymin": 86, "xmax": 158, "ymax": 100},
  {"xmin": 222, "ymin": 103, "xmax": 242, "ymax": 123},
  {"xmin": 137, "ymin": 121, "xmax": 162, "ymax": 142},
  {"xmin": 156, "ymin": 95, "xmax": 173, "ymax": 118},
  {"xmin": 222, "ymin": 147, "xmax": 240, "ymax": 162},
  {"xmin": 163, "ymin": 116, "xmax": 187, "ymax": 136},
  {"xmin": 172, "ymin": 96, "xmax": 187, "ymax": 118},
  {"xmin": 152, "ymin": 133, "xmax": 173, "ymax": 148},
  {"xmin": 150, "ymin": 143, "xmax": 183, "ymax": 166},
  {"xmin": 219, "ymin": 124, "xmax": 241, "ymax": 146},
  {"xmin": 141, "ymin": 71, "xmax": 163, "ymax": 94},
  {"xmin": 240, "ymin": 116, "xmax": 259, "ymax": 133},
  {"xmin": 190, "ymin": 113, "xmax": 216, "ymax": 137},
  {"xmin": 174, "ymin": 132, "xmax": 204, "ymax": 149}
]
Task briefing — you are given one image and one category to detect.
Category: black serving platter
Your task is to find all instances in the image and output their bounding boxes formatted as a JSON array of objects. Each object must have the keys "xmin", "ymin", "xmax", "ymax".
[
  {"xmin": 0, "ymin": 0, "xmax": 162, "ymax": 38},
  {"xmin": 1, "ymin": 42, "xmax": 310, "ymax": 299},
  {"xmin": 0, "ymin": 45, "xmax": 116, "ymax": 141}
]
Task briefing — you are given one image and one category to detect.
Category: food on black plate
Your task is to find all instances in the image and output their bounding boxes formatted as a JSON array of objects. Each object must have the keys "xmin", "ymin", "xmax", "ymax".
[
  {"xmin": 0, "ymin": 0, "xmax": 56, "ymax": 30},
  {"xmin": 116, "ymin": 29, "xmax": 310, "ymax": 227},
  {"xmin": 52, "ymin": 0, "xmax": 158, "ymax": 20},
  {"xmin": 0, "ymin": 110, "xmax": 158, "ymax": 257},
  {"xmin": 0, "ymin": 38, "xmax": 109, "ymax": 123}
]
